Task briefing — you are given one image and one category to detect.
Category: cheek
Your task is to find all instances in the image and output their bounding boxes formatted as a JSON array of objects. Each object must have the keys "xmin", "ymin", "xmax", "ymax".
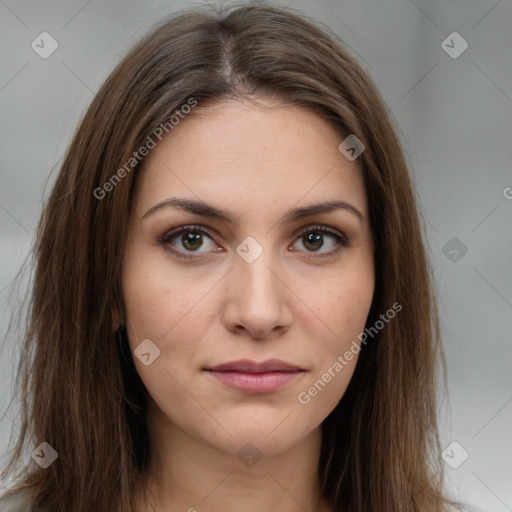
[
  {"xmin": 120, "ymin": 254, "xmax": 232, "ymax": 415},
  {"xmin": 317, "ymin": 262, "xmax": 374, "ymax": 347},
  {"xmin": 120, "ymin": 262, "xmax": 211, "ymax": 419},
  {"xmin": 298, "ymin": 260, "xmax": 374, "ymax": 409},
  {"xmin": 121, "ymin": 254, "xmax": 219, "ymax": 347}
]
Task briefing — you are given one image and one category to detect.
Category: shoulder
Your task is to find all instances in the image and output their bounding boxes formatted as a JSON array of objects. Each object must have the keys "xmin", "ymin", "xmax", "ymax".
[{"xmin": 0, "ymin": 487, "xmax": 33, "ymax": 512}]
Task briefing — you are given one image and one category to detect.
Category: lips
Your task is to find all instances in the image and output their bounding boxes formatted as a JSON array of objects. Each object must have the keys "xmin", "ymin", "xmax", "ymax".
[
  {"xmin": 204, "ymin": 359, "xmax": 304, "ymax": 393},
  {"xmin": 206, "ymin": 358, "xmax": 302, "ymax": 373}
]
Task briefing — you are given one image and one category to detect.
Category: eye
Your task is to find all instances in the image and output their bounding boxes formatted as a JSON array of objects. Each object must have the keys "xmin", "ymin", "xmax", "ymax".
[
  {"xmin": 291, "ymin": 225, "xmax": 349, "ymax": 258},
  {"xmin": 158, "ymin": 224, "xmax": 349, "ymax": 260},
  {"xmin": 158, "ymin": 225, "xmax": 221, "ymax": 259}
]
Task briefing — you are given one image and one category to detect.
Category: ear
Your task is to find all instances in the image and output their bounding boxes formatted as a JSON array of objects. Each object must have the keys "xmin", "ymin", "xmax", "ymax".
[{"xmin": 112, "ymin": 307, "xmax": 121, "ymax": 331}]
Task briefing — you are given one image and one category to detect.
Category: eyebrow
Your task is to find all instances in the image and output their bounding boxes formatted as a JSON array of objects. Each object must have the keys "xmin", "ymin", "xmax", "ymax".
[{"xmin": 142, "ymin": 197, "xmax": 364, "ymax": 224}]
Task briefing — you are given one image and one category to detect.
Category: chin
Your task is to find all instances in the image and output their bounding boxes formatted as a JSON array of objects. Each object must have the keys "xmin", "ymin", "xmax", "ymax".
[{"xmin": 205, "ymin": 412, "xmax": 317, "ymax": 460}]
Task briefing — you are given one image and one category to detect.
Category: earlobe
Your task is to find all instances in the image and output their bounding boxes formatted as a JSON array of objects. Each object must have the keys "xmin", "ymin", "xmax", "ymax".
[{"xmin": 112, "ymin": 307, "xmax": 120, "ymax": 331}]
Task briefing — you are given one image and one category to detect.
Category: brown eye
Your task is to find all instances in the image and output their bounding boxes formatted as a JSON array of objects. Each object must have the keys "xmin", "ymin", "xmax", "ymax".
[
  {"xmin": 292, "ymin": 226, "xmax": 349, "ymax": 257},
  {"xmin": 302, "ymin": 231, "xmax": 324, "ymax": 251},
  {"xmin": 158, "ymin": 225, "xmax": 220, "ymax": 259},
  {"xmin": 179, "ymin": 232, "xmax": 204, "ymax": 251}
]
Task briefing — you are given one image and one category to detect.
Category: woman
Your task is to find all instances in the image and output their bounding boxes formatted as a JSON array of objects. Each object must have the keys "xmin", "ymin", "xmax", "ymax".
[{"xmin": 0, "ymin": 3, "xmax": 465, "ymax": 511}]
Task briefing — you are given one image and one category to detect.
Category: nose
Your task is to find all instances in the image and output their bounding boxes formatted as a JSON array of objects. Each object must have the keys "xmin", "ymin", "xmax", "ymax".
[{"xmin": 221, "ymin": 249, "xmax": 293, "ymax": 340}]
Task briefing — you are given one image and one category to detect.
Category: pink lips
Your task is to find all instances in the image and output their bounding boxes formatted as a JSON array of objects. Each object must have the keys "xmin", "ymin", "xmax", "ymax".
[{"xmin": 204, "ymin": 358, "xmax": 304, "ymax": 393}]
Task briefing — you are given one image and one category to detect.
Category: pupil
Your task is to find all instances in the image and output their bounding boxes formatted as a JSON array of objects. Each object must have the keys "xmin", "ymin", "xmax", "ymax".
[
  {"xmin": 182, "ymin": 232, "xmax": 202, "ymax": 251},
  {"xmin": 304, "ymin": 232, "xmax": 323, "ymax": 251}
]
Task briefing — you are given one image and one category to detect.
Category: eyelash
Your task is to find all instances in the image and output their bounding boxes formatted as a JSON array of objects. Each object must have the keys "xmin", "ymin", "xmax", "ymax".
[{"xmin": 158, "ymin": 224, "xmax": 349, "ymax": 260}]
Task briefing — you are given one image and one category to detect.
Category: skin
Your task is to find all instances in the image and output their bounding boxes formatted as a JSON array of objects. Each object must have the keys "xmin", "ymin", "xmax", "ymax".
[{"xmin": 118, "ymin": 98, "xmax": 375, "ymax": 512}]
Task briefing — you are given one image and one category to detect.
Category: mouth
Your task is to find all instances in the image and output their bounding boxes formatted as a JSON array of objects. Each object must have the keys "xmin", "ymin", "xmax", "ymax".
[{"xmin": 203, "ymin": 358, "xmax": 305, "ymax": 394}]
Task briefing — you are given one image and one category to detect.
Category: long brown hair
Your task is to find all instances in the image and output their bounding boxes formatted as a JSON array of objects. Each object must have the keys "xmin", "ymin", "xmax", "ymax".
[{"xmin": 1, "ymin": 3, "xmax": 465, "ymax": 511}]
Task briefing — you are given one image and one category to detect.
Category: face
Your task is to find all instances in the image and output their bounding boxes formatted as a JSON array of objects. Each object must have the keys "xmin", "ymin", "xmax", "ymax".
[{"xmin": 120, "ymin": 99, "xmax": 374, "ymax": 459}]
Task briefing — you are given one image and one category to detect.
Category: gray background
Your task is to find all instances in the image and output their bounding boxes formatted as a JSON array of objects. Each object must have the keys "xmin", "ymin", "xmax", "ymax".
[{"xmin": 1, "ymin": 0, "xmax": 511, "ymax": 510}]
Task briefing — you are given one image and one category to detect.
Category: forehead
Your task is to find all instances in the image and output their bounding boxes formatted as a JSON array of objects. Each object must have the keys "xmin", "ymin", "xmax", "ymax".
[{"xmin": 133, "ymin": 99, "xmax": 368, "ymax": 221}]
